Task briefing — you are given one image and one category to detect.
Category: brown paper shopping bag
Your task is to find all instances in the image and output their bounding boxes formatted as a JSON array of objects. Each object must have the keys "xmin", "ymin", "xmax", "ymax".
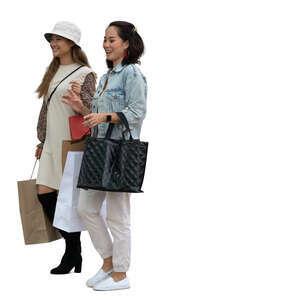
[
  {"xmin": 17, "ymin": 161, "xmax": 61, "ymax": 245},
  {"xmin": 62, "ymin": 138, "xmax": 86, "ymax": 172}
]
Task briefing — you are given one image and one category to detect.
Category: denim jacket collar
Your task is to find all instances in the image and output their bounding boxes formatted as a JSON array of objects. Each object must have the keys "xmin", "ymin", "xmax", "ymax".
[{"xmin": 110, "ymin": 62, "xmax": 126, "ymax": 74}]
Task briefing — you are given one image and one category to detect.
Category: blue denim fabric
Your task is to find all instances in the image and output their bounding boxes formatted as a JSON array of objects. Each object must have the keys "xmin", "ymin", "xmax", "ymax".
[{"xmin": 91, "ymin": 62, "xmax": 147, "ymax": 139}]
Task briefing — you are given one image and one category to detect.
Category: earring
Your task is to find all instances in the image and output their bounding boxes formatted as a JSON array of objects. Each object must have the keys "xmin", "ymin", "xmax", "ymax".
[{"xmin": 124, "ymin": 49, "xmax": 128, "ymax": 57}]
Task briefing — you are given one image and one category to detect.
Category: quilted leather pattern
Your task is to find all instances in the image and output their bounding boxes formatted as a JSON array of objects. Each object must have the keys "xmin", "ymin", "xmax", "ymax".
[{"xmin": 77, "ymin": 136, "xmax": 148, "ymax": 193}]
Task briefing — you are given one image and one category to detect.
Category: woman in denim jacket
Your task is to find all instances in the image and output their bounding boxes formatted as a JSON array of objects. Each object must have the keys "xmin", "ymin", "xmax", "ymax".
[{"xmin": 62, "ymin": 21, "xmax": 147, "ymax": 291}]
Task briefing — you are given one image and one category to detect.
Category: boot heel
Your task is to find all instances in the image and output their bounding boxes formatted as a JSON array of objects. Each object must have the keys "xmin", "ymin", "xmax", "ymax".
[{"xmin": 74, "ymin": 261, "xmax": 82, "ymax": 273}]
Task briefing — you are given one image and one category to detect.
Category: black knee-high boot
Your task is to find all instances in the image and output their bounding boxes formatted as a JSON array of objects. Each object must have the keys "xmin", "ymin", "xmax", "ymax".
[{"xmin": 37, "ymin": 192, "xmax": 82, "ymax": 274}]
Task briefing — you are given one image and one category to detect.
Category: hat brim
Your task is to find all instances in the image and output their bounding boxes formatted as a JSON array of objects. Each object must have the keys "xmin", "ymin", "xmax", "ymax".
[{"xmin": 44, "ymin": 32, "xmax": 81, "ymax": 48}]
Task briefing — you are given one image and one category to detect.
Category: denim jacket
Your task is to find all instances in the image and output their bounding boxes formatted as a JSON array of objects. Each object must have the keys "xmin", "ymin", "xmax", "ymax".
[{"xmin": 91, "ymin": 62, "xmax": 147, "ymax": 139}]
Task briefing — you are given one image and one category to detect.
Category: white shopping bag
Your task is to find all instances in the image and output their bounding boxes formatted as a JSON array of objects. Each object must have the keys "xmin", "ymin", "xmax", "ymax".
[{"xmin": 54, "ymin": 151, "xmax": 106, "ymax": 232}]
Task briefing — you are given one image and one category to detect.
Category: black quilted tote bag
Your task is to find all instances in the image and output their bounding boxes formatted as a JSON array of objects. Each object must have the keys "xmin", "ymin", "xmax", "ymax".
[{"xmin": 77, "ymin": 112, "xmax": 148, "ymax": 193}]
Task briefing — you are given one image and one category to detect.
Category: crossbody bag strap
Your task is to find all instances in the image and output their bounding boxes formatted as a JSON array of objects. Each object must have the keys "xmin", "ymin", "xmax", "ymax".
[{"xmin": 46, "ymin": 65, "xmax": 84, "ymax": 107}]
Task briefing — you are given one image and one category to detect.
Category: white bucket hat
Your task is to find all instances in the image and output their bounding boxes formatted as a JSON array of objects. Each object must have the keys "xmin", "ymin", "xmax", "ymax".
[{"xmin": 44, "ymin": 21, "xmax": 81, "ymax": 47}]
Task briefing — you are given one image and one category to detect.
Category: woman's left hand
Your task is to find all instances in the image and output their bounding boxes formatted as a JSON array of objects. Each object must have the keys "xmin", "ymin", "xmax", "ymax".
[{"xmin": 83, "ymin": 113, "xmax": 105, "ymax": 128}]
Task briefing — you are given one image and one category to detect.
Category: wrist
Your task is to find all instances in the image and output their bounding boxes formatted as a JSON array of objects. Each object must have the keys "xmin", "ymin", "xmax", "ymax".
[
  {"xmin": 79, "ymin": 102, "xmax": 84, "ymax": 113},
  {"xmin": 98, "ymin": 113, "xmax": 106, "ymax": 123},
  {"xmin": 106, "ymin": 114, "xmax": 112, "ymax": 122}
]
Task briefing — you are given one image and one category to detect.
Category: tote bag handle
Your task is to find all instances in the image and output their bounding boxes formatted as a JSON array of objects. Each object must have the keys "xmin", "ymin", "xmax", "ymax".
[{"xmin": 103, "ymin": 112, "xmax": 133, "ymax": 140}]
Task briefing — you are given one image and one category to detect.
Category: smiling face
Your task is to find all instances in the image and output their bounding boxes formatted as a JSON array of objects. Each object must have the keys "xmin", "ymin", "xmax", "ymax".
[
  {"xmin": 103, "ymin": 26, "xmax": 129, "ymax": 67},
  {"xmin": 49, "ymin": 34, "xmax": 74, "ymax": 58}
]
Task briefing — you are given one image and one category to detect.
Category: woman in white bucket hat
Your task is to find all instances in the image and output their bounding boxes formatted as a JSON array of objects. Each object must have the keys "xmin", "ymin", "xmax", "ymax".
[{"xmin": 34, "ymin": 21, "xmax": 96, "ymax": 275}]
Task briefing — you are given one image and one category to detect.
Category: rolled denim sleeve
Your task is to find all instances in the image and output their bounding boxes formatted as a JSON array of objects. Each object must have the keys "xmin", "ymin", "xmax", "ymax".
[{"xmin": 122, "ymin": 68, "xmax": 147, "ymax": 125}]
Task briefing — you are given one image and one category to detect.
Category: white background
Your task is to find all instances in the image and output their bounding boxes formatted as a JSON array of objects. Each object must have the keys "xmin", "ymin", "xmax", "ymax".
[{"xmin": 0, "ymin": 0, "xmax": 299, "ymax": 299}]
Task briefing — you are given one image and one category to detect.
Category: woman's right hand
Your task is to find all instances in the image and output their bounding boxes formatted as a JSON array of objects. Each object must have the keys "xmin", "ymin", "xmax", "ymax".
[
  {"xmin": 70, "ymin": 80, "xmax": 81, "ymax": 96},
  {"xmin": 35, "ymin": 147, "xmax": 43, "ymax": 159},
  {"xmin": 62, "ymin": 89, "xmax": 84, "ymax": 114}
]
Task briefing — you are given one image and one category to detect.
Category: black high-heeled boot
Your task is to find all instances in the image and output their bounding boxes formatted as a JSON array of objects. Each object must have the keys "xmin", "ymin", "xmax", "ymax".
[
  {"xmin": 37, "ymin": 191, "xmax": 58, "ymax": 222},
  {"xmin": 37, "ymin": 192, "xmax": 82, "ymax": 274},
  {"xmin": 50, "ymin": 231, "xmax": 82, "ymax": 274}
]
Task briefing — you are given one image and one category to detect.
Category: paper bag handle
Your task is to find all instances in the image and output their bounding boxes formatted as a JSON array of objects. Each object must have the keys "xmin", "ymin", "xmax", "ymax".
[{"xmin": 30, "ymin": 159, "xmax": 38, "ymax": 180}]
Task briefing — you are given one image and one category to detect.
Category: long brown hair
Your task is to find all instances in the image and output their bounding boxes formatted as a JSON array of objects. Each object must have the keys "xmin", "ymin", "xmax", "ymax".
[{"xmin": 36, "ymin": 45, "xmax": 91, "ymax": 98}]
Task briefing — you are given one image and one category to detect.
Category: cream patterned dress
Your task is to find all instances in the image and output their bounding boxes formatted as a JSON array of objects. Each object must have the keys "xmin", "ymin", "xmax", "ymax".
[{"xmin": 36, "ymin": 63, "xmax": 96, "ymax": 190}]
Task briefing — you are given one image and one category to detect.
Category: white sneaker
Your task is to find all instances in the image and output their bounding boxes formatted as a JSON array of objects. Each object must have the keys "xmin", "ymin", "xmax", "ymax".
[
  {"xmin": 86, "ymin": 268, "xmax": 113, "ymax": 288},
  {"xmin": 93, "ymin": 276, "xmax": 130, "ymax": 291}
]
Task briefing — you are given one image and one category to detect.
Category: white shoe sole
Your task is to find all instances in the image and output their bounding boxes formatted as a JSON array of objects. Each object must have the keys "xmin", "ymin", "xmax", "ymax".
[{"xmin": 93, "ymin": 286, "xmax": 130, "ymax": 291}]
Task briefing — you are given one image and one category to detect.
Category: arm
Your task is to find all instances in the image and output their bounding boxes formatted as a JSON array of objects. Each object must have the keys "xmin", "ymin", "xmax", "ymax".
[
  {"xmin": 82, "ymin": 112, "xmax": 120, "ymax": 128},
  {"xmin": 62, "ymin": 72, "xmax": 96, "ymax": 114},
  {"xmin": 121, "ymin": 69, "xmax": 147, "ymax": 125},
  {"xmin": 35, "ymin": 99, "xmax": 47, "ymax": 158},
  {"xmin": 36, "ymin": 99, "xmax": 47, "ymax": 148},
  {"xmin": 79, "ymin": 72, "xmax": 96, "ymax": 115}
]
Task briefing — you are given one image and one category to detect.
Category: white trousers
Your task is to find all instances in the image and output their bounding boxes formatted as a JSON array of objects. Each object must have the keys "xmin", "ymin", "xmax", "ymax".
[{"xmin": 78, "ymin": 189, "xmax": 131, "ymax": 272}]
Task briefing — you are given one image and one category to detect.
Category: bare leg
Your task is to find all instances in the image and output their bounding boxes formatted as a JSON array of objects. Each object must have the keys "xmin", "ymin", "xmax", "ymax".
[
  {"xmin": 102, "ymin": 256, "xmax": 113, "ymax": 272},
  {"xmin": 111, "ymin": 271, "xmax": 126, "ymax": 282},
  {"xmin": 37, "ymin": 184, "xmax": 56, "ymax": 194},
  {"xmin": 101, "ymin": 257, "xmax": 126, "ymax": 282}
]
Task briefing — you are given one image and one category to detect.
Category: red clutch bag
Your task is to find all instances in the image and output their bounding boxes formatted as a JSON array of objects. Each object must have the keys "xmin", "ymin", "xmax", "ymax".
[{"xmin": 69, "ymin": 115, "xmax": 91, "ymax": 140}]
